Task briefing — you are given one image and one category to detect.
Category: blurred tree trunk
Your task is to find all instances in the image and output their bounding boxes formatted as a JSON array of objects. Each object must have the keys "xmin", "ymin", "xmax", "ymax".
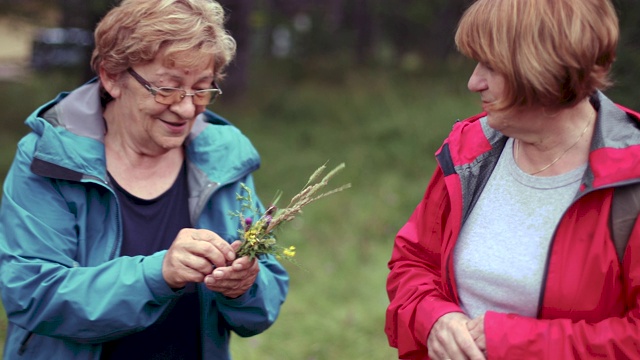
[
  {"xmin": 609, "ymin": 0, "xmax": 640, "ymax": 109},
  {"xmin": 382, "ymin": 0, "xmax": 413, "ymax": 62},
  {"xmin": 380, "ymin": 0, "xmax": 472, "ymax": 64},
  {"xmin": 353, "ymin": 0, "xmax": 374, "ymax": 65},
  {"xmin": 418, "ymin": 0, "xmax": 471, "ymax": 60},
  {"xmin": 59, "ymin": 0, "xmax": 91, "ymax": 28},
  {"xmin": 324, "ymin": 0, "xmax": 345, "ymax": 31},
  {"xmin": 59, "ymin": 0, "xmax": 112, "ymax": 81},
  {"xmin": 219, "ymin": 0, "xmax": 254, "ymax": 101},
  {"xmin": 59, "ymin": 0, "xmax": 91, "ymax": 80}
]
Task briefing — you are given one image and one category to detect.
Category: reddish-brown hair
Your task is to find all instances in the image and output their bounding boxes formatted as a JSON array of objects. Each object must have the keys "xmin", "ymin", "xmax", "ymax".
[{"xmin": 455, "ymin": 0, "xmax": 618, "ymax": 112}]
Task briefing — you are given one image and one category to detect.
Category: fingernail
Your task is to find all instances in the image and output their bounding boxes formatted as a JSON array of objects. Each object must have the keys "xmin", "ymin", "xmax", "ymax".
[
  {"xmin": 227, "ymin": 251, "xmax": 236, "ymax": 260},
  {"xmin": 214, "ymin": 270, "xmax": 224, "ymax": 279},
  {"xmin": 233, "ymin": 263, "xmax": 243, "ymax": 271}
]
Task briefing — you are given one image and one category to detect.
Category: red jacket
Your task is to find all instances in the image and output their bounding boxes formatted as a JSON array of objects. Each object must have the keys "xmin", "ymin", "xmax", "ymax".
[{"xmin": 385, "ymin": 92, "xmax": 640, "ymax": 359}]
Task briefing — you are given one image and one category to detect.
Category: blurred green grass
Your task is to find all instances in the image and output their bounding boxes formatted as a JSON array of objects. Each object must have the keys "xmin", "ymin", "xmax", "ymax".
[
  {"xmin": 0, "ymin": 60, "xmax": 479, "ymax": 359},
  {"xmin": 222, "ymin": 60, "xmax": 479, "ymax": 359}
]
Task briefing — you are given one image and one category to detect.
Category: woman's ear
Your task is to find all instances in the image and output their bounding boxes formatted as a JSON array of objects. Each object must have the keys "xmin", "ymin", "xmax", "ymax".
[{"xmin": 98, "ymin": 66, "xmax": 122, "ymax": 99}]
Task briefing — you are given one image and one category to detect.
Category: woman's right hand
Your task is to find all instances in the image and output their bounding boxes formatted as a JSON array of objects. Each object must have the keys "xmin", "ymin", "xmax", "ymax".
[
  {"xmin": 162, "ymin": 228, "xmax": 237, "ymax": 289},
  {"xmin": 427, "ymin": 312, "xmax": 487, "ymax": 360}
]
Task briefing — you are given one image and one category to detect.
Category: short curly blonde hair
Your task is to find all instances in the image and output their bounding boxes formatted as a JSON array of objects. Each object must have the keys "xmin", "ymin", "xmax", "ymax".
[
  {"xmin": 91, "ymin": 0, "xmax": 236, "ymax": 81},
  {"xmin": 455, "ymin": 0, "xmax": 618, "ymax": 112}
]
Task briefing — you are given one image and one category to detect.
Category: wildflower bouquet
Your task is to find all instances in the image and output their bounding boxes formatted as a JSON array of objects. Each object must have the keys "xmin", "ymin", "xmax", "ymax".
[{"xmin": 230, "ymin": 162, "xmax": 351, "ymax": 262}]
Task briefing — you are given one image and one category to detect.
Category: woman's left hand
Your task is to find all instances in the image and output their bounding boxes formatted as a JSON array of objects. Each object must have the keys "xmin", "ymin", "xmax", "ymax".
[{"xmin": 203, "ymin": 240, "xmax": 260, "ymax": 298}]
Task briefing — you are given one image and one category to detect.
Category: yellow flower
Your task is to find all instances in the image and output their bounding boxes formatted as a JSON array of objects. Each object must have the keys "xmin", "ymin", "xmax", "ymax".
[
  {"xmin": 245, "ymin": 229, "xmax": 259, "ymax": 245},
  {"xmin": 283, "ymin": 246, "xmax": 296, "ymax": 258}
]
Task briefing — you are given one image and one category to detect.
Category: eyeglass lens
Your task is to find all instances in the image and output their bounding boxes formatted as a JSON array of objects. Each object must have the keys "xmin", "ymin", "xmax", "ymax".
[
  {"xmin": 153, "ymin": 89, "xmax": 219, "ymax": 106},
  {"xmin": 127, "ymin": 68, "xmax": 221, "ymax": 106}
]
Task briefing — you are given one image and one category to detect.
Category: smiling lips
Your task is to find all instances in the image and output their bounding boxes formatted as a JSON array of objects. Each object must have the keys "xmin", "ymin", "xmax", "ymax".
[
  {"xmin": 160, "ymin": 118, "xmax": 189, "ymax": 132},
  {"xmin": 160, "ymin": 117, "xmax": 186, "ymax": 125}
]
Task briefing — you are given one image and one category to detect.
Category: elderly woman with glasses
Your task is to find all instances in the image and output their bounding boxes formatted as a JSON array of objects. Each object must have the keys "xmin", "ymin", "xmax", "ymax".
[
  {"xmin": 0, "ymin": 0, "xmax": 288, "ymax": 359},
  {"xmin": 385, "ymin": 0, "xmax": 640, "ymax": 359}
]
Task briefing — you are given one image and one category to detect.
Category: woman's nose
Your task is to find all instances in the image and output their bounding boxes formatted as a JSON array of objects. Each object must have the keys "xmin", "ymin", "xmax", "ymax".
[
  {"xmin": 467, "ymin": 63, "xmax": 487, "ymax": 92},
  {"xmin": 170, "ymin": 95, "xmax": 200, "ymax": 119}
]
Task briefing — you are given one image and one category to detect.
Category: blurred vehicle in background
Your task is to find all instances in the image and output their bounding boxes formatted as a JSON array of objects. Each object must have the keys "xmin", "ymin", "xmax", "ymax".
[{"xmin": 30, "ymin": 27, "xmax": 93, "ymax": 70}]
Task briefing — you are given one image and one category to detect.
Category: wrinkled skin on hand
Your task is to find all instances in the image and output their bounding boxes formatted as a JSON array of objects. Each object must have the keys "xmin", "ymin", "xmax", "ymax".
[
  {"xmin": 203, "ymin": 241, "xmax": 260, "ymax": 299},
  {"xmin": 162, "ymin": 228, "xmax": 259, "ymax": 298},
  {"xmin": 467, "ymin": 315, "xmax": 486, "ymax": 355},
  {"xmin": 427, "ymin": 312, "xmax": 486, "ymax": 360}
]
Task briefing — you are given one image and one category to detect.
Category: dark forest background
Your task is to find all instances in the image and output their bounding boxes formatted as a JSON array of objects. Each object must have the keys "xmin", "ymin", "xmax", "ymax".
[{"xmin": 1, "ymin": 0, "xmax": 639, "ymax": 107}]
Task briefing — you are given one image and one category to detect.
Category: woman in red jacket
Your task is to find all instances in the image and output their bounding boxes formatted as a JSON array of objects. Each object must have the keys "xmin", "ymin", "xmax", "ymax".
[{"xmin": 385, "ymin": 0, "xmax": 640, "ymax": 359}]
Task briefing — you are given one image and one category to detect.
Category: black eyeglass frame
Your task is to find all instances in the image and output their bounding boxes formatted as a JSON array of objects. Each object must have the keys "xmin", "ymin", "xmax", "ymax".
[{"xmin": 126, "ymin": 68, "xmax": 222, "ymax": 105}]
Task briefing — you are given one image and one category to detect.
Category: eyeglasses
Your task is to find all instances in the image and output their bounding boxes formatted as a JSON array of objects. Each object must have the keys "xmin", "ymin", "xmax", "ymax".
[{"xmin": 127, "ymin": 68, "xmax": 222, "ymax": 106}]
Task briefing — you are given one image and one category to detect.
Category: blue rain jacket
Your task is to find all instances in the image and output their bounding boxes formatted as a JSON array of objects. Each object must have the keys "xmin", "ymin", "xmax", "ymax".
[{"xmin": 0, "ymin": 80, "xmax": 289, "ymax": 359}]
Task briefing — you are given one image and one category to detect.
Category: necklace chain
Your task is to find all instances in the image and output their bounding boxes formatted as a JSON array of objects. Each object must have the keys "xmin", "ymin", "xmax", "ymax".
[{"xmin": 515, "ymin": 118, "xmax": 592, "ymax": 175}]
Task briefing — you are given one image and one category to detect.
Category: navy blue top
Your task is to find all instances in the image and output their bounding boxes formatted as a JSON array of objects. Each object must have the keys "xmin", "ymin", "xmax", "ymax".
[{"xmin": 101, "ymin": 162, "xmax": 202, "ymax": 359}]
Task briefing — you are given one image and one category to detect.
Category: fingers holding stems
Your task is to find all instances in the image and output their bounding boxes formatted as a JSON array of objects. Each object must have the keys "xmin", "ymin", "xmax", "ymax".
[
  {"xmin": 204, "ymin": 251, "xmax": 260, "ymax": 298},
  {"xmin": 162, "ymin": 229, "xmax": 256, "ymax": 293}
]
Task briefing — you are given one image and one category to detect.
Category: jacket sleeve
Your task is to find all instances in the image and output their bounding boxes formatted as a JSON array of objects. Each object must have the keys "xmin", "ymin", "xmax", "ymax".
[
  {"xmin": 0, "ymin": 137, "xmax": 180, "ymax": 343},
  {"xmin": 204, "ymin": 174, "xmax": 289, "ymax": 337},
  {"xmin": 385, "ymin": 168, "xmax": 464, "ymax": 358},
  {"xmin": 483, "ymin": 218, "xmax": 640, "ymax": 359},
  {"xmin": 214, "ymin": 255, "xmax": 289, "ymax": 337}
]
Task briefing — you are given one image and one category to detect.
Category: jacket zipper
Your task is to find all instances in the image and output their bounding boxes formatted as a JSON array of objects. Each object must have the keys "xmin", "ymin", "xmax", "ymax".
[
  {"xmin": 191, "ymin": 164, "xmax": 259, "ymax": 224},
  {"xmin": 18, "ymin": 332, "xmax": 34, "ymax": 355},
  {"xmin": 536, "ymin": 179, "xmax": 640, "ymax": 317},
  {"xmin": 82, "ymin": 175, "xmax": 123, "ymax": 261},
  {"xmin": 193, "ymin": 181, "xmax": 220, "ymax": 225}
]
